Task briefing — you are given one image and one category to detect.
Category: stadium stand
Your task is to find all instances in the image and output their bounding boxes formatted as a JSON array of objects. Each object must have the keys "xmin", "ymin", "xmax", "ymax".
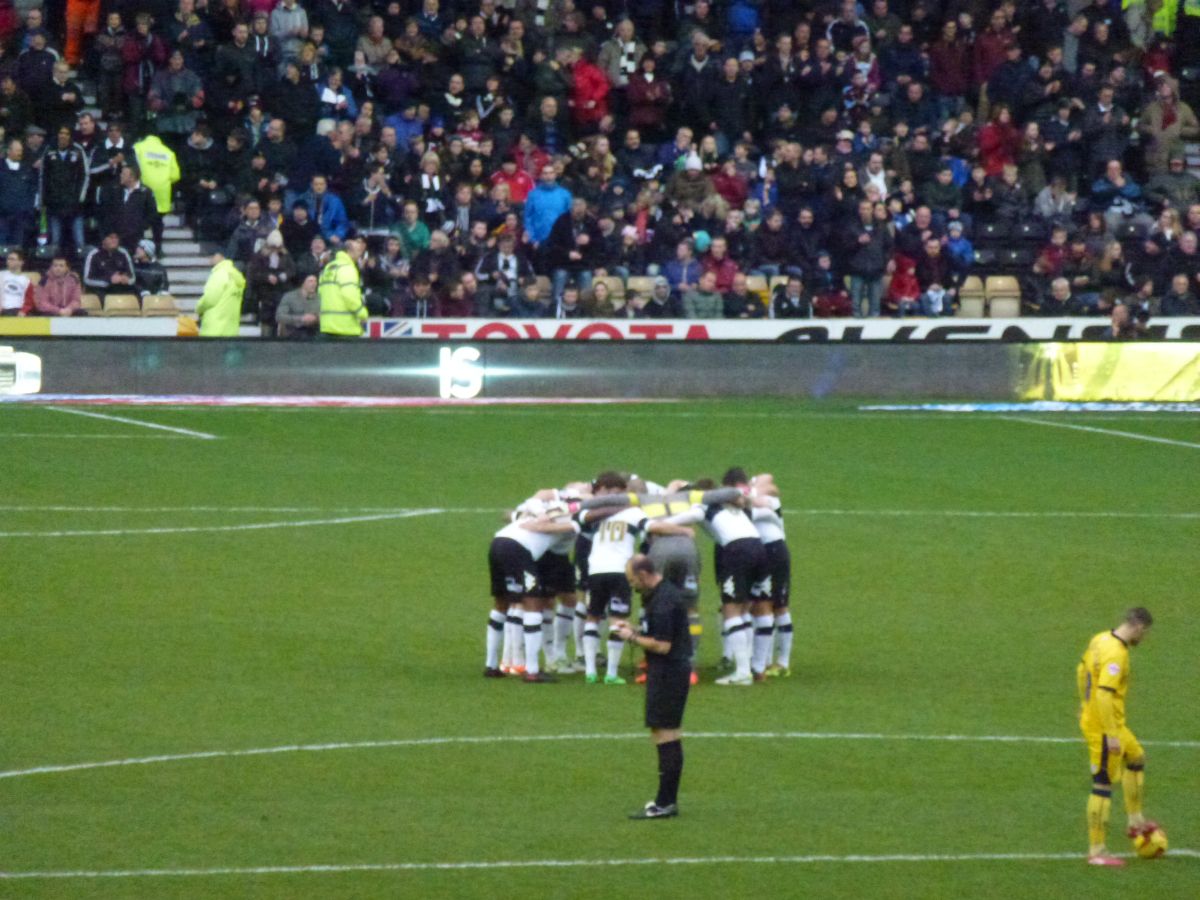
[{"xmin": 2, "ymin": 0, "xmax": 1200, "ymax": 328}]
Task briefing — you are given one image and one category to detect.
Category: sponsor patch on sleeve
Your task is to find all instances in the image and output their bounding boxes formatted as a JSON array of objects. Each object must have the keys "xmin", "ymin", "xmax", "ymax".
[{"xmin": 1106, "ymin": 662, "xmax": 1121, "ymax": 676}]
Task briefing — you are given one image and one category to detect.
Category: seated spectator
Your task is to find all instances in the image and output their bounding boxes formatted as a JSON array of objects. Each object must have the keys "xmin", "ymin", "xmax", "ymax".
[
  {"xmin": 247, "ymin": 230, "xmax": 295, "ymax": 331},
  {"xmin": 1091, "ymin": 159, "xmax": 1151, "ymax": 235},
  {"xmin": 513, "ymin": 278, "xmax": 552, "ymax": 318},
  {"xmin": 771, "ymin": 274, "xmax": 811, "ymax": 319},
  {"xmin": 1160, "ymin": 272, "xmax": 1200, "ymax": 316},
  {"xmin": 682, "ymin": 270, "xmax": 724, "ymax": 318},
  {"xmin": 276, "ymin": 273, "xmax": 321, "ymax": 338},
  {"xmin": 1033, "ymin": 176, "xmax": 1078, "ymax": 227},
  {"xmin": 1101, "ymin": 302, "xmax": 1143, "ymax": 340},
  {"xmin": 82, "ymin": 233, "xmax": 136, "ymax": 299},
  {"xmin": 887, "ymin": 253, "xmax": 922, "ymax": 316},
  {"xmin": 282, "ymin": 202, "xmax": 321, "ymax": 257},
  {"xmin": 0, "ymin": 249, "xmax": 35, "ymax": 316},
  {"xmin": 441, "ymin": 272, "xmax": 484, "ymax": 317},
  {"xmin": 724, "ymin": 272, "xmax": 764, "ymax": 318},
  {"xmin": 944, "ymin": 221, "xmax": 974, "ymax": 284},
  {"xmin": 587, "ymin": 280, "xmax": 627, "ymax": 318},
  {"xmin": 700, "ymin": 235, "xmax": 739, "ymax": 293},
  {"xmin": 1145, "ymin": 155, "xmax": 1200, "ymax": 213},
  {"xmin": 133, "ymin": 240, "xmax": 170, "ymax": 296},
  {"xmin": 629, "ymin": 276, "xmax": 677, "ymax": 318},
  {"xmin": 1033, "ymin": 276, "xmax": 1079, "ymax": 316},
  {"xmin": 410, "ymin": 229, "xmax": 461, "ymax": 290},
  {"xmin": 916, "ymin": 238, "xmax": 957, "ymax": 316},
  {"xmin": 35, "ymin": 256, "xmax": 85, "ymax": 317},
  {"xmin": 295, "ymin": 235, "xmax": 329, "ymax": 282}
]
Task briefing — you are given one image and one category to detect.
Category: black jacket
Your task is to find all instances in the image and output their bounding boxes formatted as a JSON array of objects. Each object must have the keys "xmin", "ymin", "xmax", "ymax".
[
  {"xmin": 99, "ymin": 183, "xmax": 159, "ymax": 247},
  {"xmin": 42, "ymin": 145, "xmax": 89, "ymax": 214}
]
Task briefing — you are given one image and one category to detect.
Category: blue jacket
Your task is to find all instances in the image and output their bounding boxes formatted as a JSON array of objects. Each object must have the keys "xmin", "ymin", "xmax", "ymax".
[
  {"xmin": 663, "ymin": 259, "xmax": 702, "ymax": 292},
  {"xmin": 523, "ymin": 182, "xmax": 572, "ymax": 245},
  {"xmin": 300, "ymin": 189, "xmax": 350, "ymax": 241},
  {"xmin": 384, "ymin": 112, "xmax": 425, "ymax": 151}
]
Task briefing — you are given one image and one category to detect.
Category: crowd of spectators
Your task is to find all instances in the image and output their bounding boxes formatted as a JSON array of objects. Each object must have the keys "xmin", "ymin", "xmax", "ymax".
[{"xmin": 4, "ymin": 0, "xmax": 1200, "ymax": 324}]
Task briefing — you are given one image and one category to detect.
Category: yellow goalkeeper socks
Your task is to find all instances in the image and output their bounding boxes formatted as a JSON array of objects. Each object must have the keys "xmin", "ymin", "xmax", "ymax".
[{"xmin": 1087, "ymin": 792, "xmax": 1111, "ymax": 853}]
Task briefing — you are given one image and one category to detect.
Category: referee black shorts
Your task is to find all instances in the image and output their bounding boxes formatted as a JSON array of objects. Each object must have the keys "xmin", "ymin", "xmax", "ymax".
[
  {"xmin": 645, "ymin": 665, "xmax": 691, "ymax": 729},
  {"xmin": 715, "ymin": 537, "xmax": 768, "ymax": 605},
  {"xmin": 535, "ymin": 551, "xmax": 575, "ymax": 597},
  {"xmin": 488, "ymin": 537, "xmax": 537, "ymax": 603},
  {"xmin": 587, "ymin": 571, "xmax": 632, "ymax": 618}
]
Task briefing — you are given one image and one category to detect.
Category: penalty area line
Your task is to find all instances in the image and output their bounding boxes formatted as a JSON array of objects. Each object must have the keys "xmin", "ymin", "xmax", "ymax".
[
  {"xmin": 2, "ymin": 849, "xmax": 1198, "ymax": 880},
  {"xmin": 2, "ymin": 730, "xmax": 1196, "ymax": 781},
  {"xmin": 49, "ymin": 407, "xmax": 219, "ymax": 440}
]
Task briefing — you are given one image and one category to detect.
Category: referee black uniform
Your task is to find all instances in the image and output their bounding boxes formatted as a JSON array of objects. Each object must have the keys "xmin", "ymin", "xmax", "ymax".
[{"xmin": 627, "ymin": 566, "xmax": 692, "ymax": 819}]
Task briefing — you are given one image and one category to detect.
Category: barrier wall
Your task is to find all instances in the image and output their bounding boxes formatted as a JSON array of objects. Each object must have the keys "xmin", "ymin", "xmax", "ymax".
[{"xmin": 6, "ymin": 338, "xmax": 1200, "ymax": 401}]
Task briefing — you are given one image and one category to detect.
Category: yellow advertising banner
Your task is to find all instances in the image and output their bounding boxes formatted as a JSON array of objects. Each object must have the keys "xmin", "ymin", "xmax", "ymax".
[{"xmin": 1018, "ymin": 343, "xmax": 1200, "ymax": 401}]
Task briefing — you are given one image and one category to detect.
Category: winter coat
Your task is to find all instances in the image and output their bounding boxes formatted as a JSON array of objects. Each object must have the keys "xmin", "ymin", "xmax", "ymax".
[
  {"xmin": 195, "ymin": 258, "xmax": 245, "ymax": 337},
  {"xmin": 133, "ymin": 136, "xmax": 180, "ymax": 214},
  {"xmin": 41, "ymin": 145, "xmax": 89, "ymax": 214}
]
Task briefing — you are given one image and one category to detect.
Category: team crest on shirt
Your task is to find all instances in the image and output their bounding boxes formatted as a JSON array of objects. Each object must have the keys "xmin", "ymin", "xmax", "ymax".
[{"xmin": 1106, "ymin": 662, "xmax": 1121, "ymax": 675}]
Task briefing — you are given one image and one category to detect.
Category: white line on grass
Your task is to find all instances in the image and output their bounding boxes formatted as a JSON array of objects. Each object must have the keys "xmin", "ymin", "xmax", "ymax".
[
  {"xmin": 2, "ymin": 730, "xmax": 1196, "ymax": 781},
  {"xmin": 0, "ymin": 509, "xmax": 447, "ymax": 539},
  {"xmin": 1008, "ymin": 417, "xmax": 1200, "ymax": 450},
  {"xmin": 0, "ymin": 433, "xmax": 191, "ymax": 440},
  {"xmin": 2, "ymin": 849, "xmax": 1198, "ymax": 881},
  {"xmin": 0, "ymin": 505, "xmax": 1196, "ymax": 521},
  {"xmin": 49, "ymin": 407, "xmax": 219, "ymax": 440}
]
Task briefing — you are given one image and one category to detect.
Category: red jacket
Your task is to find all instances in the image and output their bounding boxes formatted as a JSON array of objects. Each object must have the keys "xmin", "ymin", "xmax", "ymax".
[
  {"xmin": 929, "ymin": 38, "xmax": 971, "ymax": 97},
  {"xmin": 490, "ymin": 168, "xmax": 535, "ymax": 204},
  {"xmin": 978, "ymin": 122, "xmax": 1020, "ymax": 177},
  {"xmin": 701, "ymin": 252, "xmax": 739, "ymax": 293},
  {"xmin": 35, "ymin": 272, "xmax": 82, "ymax": 315},
  {"xmin": 122, "ymin": 32, "xmax": 168, "ymax": 93},
  {"xmin": 712, "ymin": 171, "xmax": 748, "ymax": 209},
  {"xmin": 973, "ymin": 27, "xmax": 1014, "ymax": 88},
  {"xmin": 570, "ymin": 59, "xmax": 610, "ymax": 127}
]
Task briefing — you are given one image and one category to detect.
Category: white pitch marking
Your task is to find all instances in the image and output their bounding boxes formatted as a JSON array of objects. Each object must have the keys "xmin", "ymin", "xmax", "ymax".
[
  {"xmin": 1008, "ymin": 416, "xmax": 1200, "ymax": 450},
  {"xmin": 0, "ymin": 509, "xmax": 447, "ymax": 539},
  {"xmin": 49, "ymin": 407, "xmax": 219, "ymax": 440},
  {"xmin": 2, "ymin": 730, "xmax": 1196, "ymax": 782},
  {"xmin": 2, "ymin": 849, "xmax": 1198, "ymax": 881},
  {"xmin": 0, "ymin": 505, "xmax": 1195, "ymax": 521},
  {"xmin": 0, "ymin": 433, "xmax": 190, "ymax": 439}
]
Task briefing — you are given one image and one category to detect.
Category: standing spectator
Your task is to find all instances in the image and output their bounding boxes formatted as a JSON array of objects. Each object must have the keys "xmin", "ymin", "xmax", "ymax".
[
  {"xmin": 0, "ymin": 75, "xmax": 33, "ymax": 140},
  {"xmin": 973, "ymin": 8, "xmax": 1015, "ymax": 91},
  {"xmin": 195, "ymin": 251, "xmax": 246, "ymax": 336},
  {"xmin": 42, "ymin": 126, "xmax": 89, "ymax": 252},
  {"xmin": 99, "ymin": 165, "xmax": 162, "ymax": 254},
  {"xmin": 90, "ymin": 12, "xmax": 125, "ymax": 120},
  {"xmin": 978, "ymin": 105, "xmax": 1020, "ymax": 178},
  {"xmin": 570, "ymin": 47, "xmax": 610, "ymax": 135},
  {"xmin": 627, "ymin": 54, "xmax": 671, "ymax": 142},
  {"xmin": 1139, "ymin": 76, "xmax": 1200, "ymax": 178},
  {"xmin": 37, "ymin": 61, "xmax": 83, "ymax": 135},
  {"xmin": 276, "ymin": 272, "xmax": 321, "ymax": 337},
  {"xmin": 271, "ymin": 0, "xmax": 310, "ymax": 63},
  {"xmin": 35, "ymin": 256, "xmax": 84, "ymax": 316},
  {"xmin": 0, "ymin": 136, "xmax": 37, "ymax": 247},
  {"xmin": 122, "ymin": 13, "xmax": 168, "ymax": 133},
  {"xmin": 148, "ymin": 50, "xmax": 206, "ymax": 148},
  {"xmin": 82, "ymin": 232, "xmax": 136, "ymax": 299},
  {"xmin": 247, "ymin": 229, "xmax": 294, "ymax": 330},
  {"xmin": 546, "ymin": 196, "xmax": 601, "ymax": 302},
  {"xmin": 675, "ymin": 31, "xmax": 718, "ymax": 133},
  {"xmin": 843, "ymin": 199, "xmax": 892, "ymax": 318},
  {"xmin": 300, "ymin": 173, "xmax": 349, "ymax": 245},
  {"xmin": 522, "ymin": 163, "xmax": 572, "ymax": 250},
  {"xmin": 225, "ymin": 197, "xmax": 273, "ymax": 263}
]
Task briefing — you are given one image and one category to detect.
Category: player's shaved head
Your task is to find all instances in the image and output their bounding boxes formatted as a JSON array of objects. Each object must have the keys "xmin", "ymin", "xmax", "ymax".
[
  {"xmin": 721, "ymin": 467, "xmax": 749, "ymax": 487},
  {"xmin": 629, "ymin": 554, "xmax": 657, "ymax": 576},
  {"xmin": 1124, "ymin": 608, "xmax": 1153, "ymax": 628}
]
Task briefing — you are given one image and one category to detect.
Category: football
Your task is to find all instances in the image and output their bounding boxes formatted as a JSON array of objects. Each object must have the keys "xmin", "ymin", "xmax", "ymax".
[{"xmin": 1133, "ymin": 825, "xmax": 1168, "ymax": 859}]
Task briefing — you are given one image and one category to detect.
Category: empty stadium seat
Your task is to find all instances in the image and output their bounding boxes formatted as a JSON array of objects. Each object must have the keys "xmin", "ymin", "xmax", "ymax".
[
  {"xmin": 977, "ymin": 222, "xmax": 1010, "ymax": 244},
  {"xmin": 745, "ymin": 274, "xmax": 768, "ymax": 301},
  {"xmin": 141, "ymin": 293, "xmax": 179, "ymax": 316},
  {"xmin": 102, "ymin": 293, "xmax": 141, "ymax": 316},
  {"xmin": 81, "ymin": 293, "xmax": 102, "ymax": 314},
  {"xmin": 1014, "ymin": 221, "xmax": 1046, "ymax": 242},
  {"xmin": 957, "ymin": 276, "xmax": 985, "ymax": 317},
  {"xmin": 626, "ymin": 276, "xmax": 656, "ymax": 297},
  {"xmin": 989, "ymin": 297, "xmax": 1021, "ymax": 317},
  {"xmin": 985, "ymin": 276, "xmax": 1022, "ymax": 318},
  {"xmin": 768, "ymin": 275, "xmax": 789, "ymax": 295}
]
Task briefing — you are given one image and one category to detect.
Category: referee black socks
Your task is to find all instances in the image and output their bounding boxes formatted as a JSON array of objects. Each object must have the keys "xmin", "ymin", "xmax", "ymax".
[{"xmin": 655, "ymin": 740, "xmax": 684, "ymax": 808}]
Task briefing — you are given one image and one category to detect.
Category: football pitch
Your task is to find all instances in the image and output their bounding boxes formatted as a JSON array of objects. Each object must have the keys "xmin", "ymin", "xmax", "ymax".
[{"xmin": 2, "ymin": 399, "xmax": 1197, "ymax": 899}]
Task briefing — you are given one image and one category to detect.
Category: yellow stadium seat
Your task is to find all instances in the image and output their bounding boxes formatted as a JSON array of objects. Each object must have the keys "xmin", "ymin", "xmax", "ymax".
[
  {"xmin": 988, "ymin": 296, "xmax": 1022, "ymax": 318},
  {"xmin": 102, "ymin": 293, "xmax": 141, "ymax": 316},
  {"xmin": 141, "ymin": 293, "xmax": 179, "ymax": 316},
  {"xmin": 745, "ymin": 274, "xmax": 768, "ymax": 301},
  {"xmin": 81, "ymin": 293, "xmax": 102, "ymax": 314},
  {"xmin": 626, "ymin": 276, "xmax": 656, "ymax": 296}
]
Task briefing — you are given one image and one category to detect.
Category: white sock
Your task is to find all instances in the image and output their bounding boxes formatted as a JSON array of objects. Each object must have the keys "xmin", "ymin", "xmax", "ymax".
[
  {"xmin": 775, "ymin": 610, "xmax": 793, "ymax": 668},
  {"xmin": 606, "ymin": 636, "xmax": 624, "ymax": 679},
  {"xmin": 721, "ymin": 619, "xmax": 731, "ymax": 661},
  {"xmin": 583, "ymin": 623, "xmax": 600, "ymax": 677},
  {"xmin": 502, "ymin": 605, "xmax": 521, "ymax": 668},
  {"xmin": 733, "ymin": 623, "xmax": 752, "ymax": 678},
  {"xmin": 554, "ymin": 602, "xmax": 574, "ymax": 662},
  {"xmin": 486, "ymin": 610, "xmax": 505, "ymax": 668},
  {"xmin": 573, "ymin": 601, "xmax": 587, "ymax": 658},
  {"xmin": 751, "ymin": 614, "xmax": 774, "ymax": 675},
  {"xmin": 522, "ymin": 610, "xmax": 543, "ymax": 675}
]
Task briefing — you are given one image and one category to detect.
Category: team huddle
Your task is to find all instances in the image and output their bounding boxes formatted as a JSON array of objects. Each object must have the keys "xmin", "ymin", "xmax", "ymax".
[{"xmin": 485, "ymin": 468, "xmax": 792, "ymax": 685}]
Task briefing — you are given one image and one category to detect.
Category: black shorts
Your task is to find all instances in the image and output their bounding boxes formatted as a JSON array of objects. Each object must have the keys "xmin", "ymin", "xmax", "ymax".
[
  {"xmin": 715, "ymin": 538, "xmax": 769, "ymax": 604},
  {"xmin": 488, "ymin": 537, "xmax": 537, "ymax": 602},
  {"xmin": 587, "ymin": 571, "xmax": 632, "ymax": 618},
  {"xmin": 536, "ymin": 551, "xmax": 575, "ymax": 597},
  {"xmin": 645, "ymin": 665, "xmax": 690, "ymax": 729},
  {"xmin": 574, "ymin": 533, "xmax": 592, "ymax": 590},
  {"xmin": 762, "ymin": 540, "xmax": 791, "ymax": 607}
]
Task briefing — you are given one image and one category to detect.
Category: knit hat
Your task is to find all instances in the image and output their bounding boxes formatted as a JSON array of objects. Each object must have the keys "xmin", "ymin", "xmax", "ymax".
[
  {"xmin": 684, "ymin": 152, "xmax": 702, "ymax": 172},
  {"xmin": 137, "ymin": 238, "xmax": 157, "ymax": 260},
  {"xmin": 265, "ymin": 230, "xmax": 284, "ymax": 249}
]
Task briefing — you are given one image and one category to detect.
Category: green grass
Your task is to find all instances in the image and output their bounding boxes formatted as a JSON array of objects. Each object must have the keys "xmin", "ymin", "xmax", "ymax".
[{"xmin": 1, "ymin": 400, "xmax": 1198, "ymax": 899}]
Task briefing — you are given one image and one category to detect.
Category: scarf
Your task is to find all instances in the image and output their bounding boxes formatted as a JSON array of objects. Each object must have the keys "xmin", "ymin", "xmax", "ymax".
[{"xmin": 1162, "ymin": 99, "xmax": 1178, "ymax": 130}]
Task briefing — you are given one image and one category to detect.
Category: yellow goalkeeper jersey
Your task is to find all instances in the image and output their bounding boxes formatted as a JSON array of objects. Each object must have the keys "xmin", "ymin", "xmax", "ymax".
[{"xmin": 1078, "ymin": 630, "xmax": 1131, "ymax": 732}]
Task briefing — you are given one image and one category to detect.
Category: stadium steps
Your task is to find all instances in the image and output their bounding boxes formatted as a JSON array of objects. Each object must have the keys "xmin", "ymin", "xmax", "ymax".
[{"xmin": 160, "ymin": 215, "xmax": 208, "ymax": 310}]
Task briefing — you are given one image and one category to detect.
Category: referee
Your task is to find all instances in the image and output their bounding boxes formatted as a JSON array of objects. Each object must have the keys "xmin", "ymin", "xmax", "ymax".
[{"xmin": 616, "ymin": 554, "xmax": 691, "ymax": 819}]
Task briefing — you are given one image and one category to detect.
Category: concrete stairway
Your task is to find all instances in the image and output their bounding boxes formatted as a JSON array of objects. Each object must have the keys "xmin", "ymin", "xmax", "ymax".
[{"xmin": 160, "ymin": 215, "xmax": 213, "ymax": 312}]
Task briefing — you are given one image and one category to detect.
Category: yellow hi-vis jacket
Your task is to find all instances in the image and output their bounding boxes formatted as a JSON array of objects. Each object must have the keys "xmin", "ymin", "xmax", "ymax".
[
  {"xmin": 133, "ymin": 135, "xmax": 180, "ymax": 214},
  {"xmin": 318, "ymin": 250, "xmax": 367, "ymax": 336},
  {"xmin": 195, "ymin": 258, "xmax": 245, "ymax": 337}
]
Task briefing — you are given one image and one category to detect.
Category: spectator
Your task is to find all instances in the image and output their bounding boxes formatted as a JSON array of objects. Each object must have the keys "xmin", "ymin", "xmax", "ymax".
[
  {"xmin": 1146, "ymin": 155, "xmax": 1200, "ymax": 213},
  {"xmin": 276, "ymin": 273, "xmax": 321, "ymax": 337},
  {"xmin": 99, "ymin": 164, "xmax": 162, "ymax": 255},
  {"xmin": 35, "ymin": 256, "xmax": 85, "ymax": 317},
  {"xmin": 723, "ymin": 272, "xmax": 763, "ymax": 318},
  {"xmin": 148, "ymin": 50, "xmax": 206, "ymax": 146},
  {"xmin": 82, "ymin": 232, "xmax": 136, "ymax": 299},
  {"xmin": 1091, "ymin": 159, "xmax": 1149, "ymax": 235},
  {"xmin": 547, "ymin": 196, "xmax": 601, "ymax": 302},
  {"xmin": 700, "ymin": 235, "xmax": 739, "ymax": 292},
  {"xmin": 410, "ymin": 229, "xmax": 461, "ymax": 291},
  {"xmin": 123, "ymin": 13, "xmax": 168, "ymax": 131},
  {"xmin": 771, "ymin": 274, "xmax": 811, "ymax": 318},
  {"xmin": 295, "ymin": 234, "xmax": 329, "ymax": 282},
  {"xmin": 0, "ymin": 249, "xmax": 35, "ymax": 316},
  {"xmin": 271, "ymin": 0, "xmax": 310, "ymax": 62},
  {"xmin": 523, "ymin": 163, "xmax": 572, "ymax": 249},
  {"xmin": 42, "ymin": 126, "xmax": 88, "ymax": 252},
  {"xmin": 38, "ymin": 61, "xmax": 83, "ymax": 135},
  {"xmin": 1160, "ymin": 272, "xmax": 1200, "ymax": 316},
  {"xmin": 247, "ymin": 229, "xmax": 295, "ymax": 330},
  {"xmin": 842, "ymin": 199, "xmax": 892, "ymax": 317},
  {"xmin": 682, "ymin": 269, "xmax": 723, "ymax": 318},
  {"xmin": 300, "ymin": 173, "xmax": 349, "ymax": 244},
  {"xmin": 133, "ymin": 240, "xmax": 169, "ymax": 295},
  {"xmin": 631, "ymin": 275, "xmax": 676, "ymax": 317},
  {"xmin": 226, "ymin": 197, "xmax": 273, "ymax": 263},
  {"xmin": 0, "ymin": 138, "xmax": 35, "ymax": 249}
]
